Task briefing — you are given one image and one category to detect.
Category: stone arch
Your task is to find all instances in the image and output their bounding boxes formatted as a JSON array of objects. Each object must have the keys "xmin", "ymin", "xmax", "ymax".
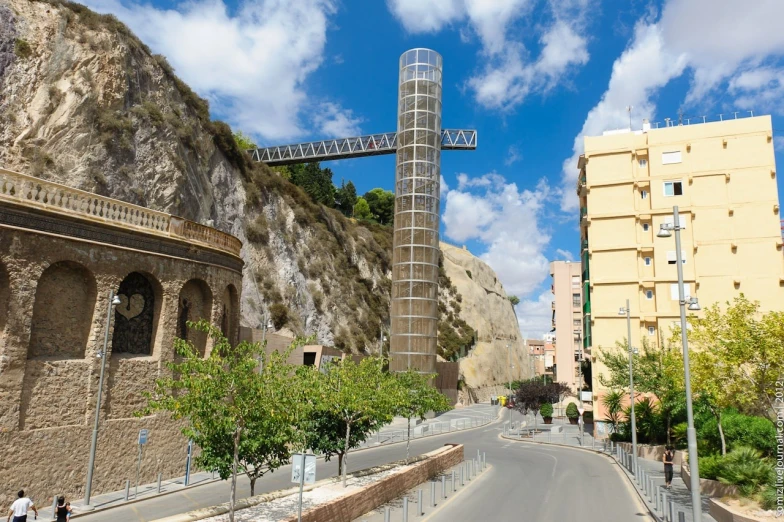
[
  {"xmin": 112, "ymin": 272, "xmax": 162, "ymax": 356},
  {"xmin": 29, "ymin": 261, "xmax": 97, "ymax": 358},
  {"xmin": 177, "ymin": 279, "xmax": 212, "ymax": 356},
  {"xmin": 0, "ymin": 262, "xmax": 9, "ymax": 336},
  {"xmin": 220, "ymin": 284, "xmax": 239, "ymax": 345}
]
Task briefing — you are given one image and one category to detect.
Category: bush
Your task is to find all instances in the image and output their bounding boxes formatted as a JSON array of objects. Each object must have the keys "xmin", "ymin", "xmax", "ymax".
[
  {"xmin": 246, "ymin": 215, "xmax": 269, "ymax": 245},
  {"xmin": 698, "ymin": 454, "xmax": 724, "ymax": 481},
  {"xmin": 540, "ymin": 403, "xmax": 553, "ymax": 417},
  {"xmin": 583, "ymin": 411, "xmax": 593, "ymax": 423},
  {"xmin": 699, "ymin": 412, "xmax": 776, "ymax": 457},
  {"xmin": 566, "ymin": 402, "xmax": 579, "ymax": 419},
  {"xmin": 14, "ymin": 39, "xmax": 32, "ymax": 58},
  {"xmin": 760, "ymin": 485, "xmax": 777, "ymax": 510},
  {"xmin": 717, "ymin": 446, "xmax": 775, "ymax": 497},
  {"xmin": 268, "ymin": 303, "xmax": 289, "ymax": 330}
]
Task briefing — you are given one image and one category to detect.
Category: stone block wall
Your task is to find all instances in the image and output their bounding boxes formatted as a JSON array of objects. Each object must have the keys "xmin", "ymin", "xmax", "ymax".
[{"xmin": 0, "ymin": 205, "xmax": 243, "ymax": 507}]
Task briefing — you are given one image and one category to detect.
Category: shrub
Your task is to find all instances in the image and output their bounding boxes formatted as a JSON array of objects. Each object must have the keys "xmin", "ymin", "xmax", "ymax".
[
  {"xmin": 566, "ymin": 402, "xmax": 579, "ymax": 419},
  {"xmin": 540, "ymin": 403, "xmax": 553, "ymax": 418},
  {"xmin": 246, "ymin": 215, "xmax": 269, "ymax": 245},
  {"xmin": 268, "ymin": 303, "xmax": 289, "ymax": 330},
  {"xmin": 698, "ymin": 454, "xmax": 724, "ymax": 481},
  {"xmin": 760, "ymin": 485, "xmax": 777, "ymax": 510},
  {"xmin": 14, "ymin": 39, "xmax": 32, "ymax": 58},
  {"xmin": 717, "ymin": 446, "xmax": 775, "ymax": 497},
  {"xmin": 583, "ymin": 411, "xmax": 593, "ymax": 423},
  {"xmin": 699, "ymin": 412, "xmax": 776, "ymax": 457}
]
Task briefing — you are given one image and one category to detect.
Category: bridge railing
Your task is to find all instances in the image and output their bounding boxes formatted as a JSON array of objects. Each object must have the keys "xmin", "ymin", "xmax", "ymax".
[{"xmin": 0, "ymin": 168, "xmax": 242, "ymax": 257}]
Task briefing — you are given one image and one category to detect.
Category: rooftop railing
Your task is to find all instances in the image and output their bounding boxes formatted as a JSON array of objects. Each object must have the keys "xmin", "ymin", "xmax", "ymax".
[{"xmin": 0, "ymin": 168, "xmax": 242, "ymax": 258}]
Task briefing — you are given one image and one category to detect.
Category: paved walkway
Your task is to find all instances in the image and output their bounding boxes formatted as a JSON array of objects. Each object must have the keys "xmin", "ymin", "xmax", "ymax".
[
  {"xmin": 503, "ymin": 413, "xmax": 716, "ymax": 521},
  {"xmin": 40, "ymin": 403, "xmax": 498, "ymax": 521}
]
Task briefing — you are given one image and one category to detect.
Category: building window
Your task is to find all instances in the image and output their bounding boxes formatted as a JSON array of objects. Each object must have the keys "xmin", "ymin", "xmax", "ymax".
[
  {"xmin": 639, "ymin": 159, "xmax": 648, "ymax": 168},
  {"xmin": 641, "ymin": 189, "xmax": 648, "ymax": 199},
  {"xmin": 648, "ymin": 326, "xmax": 656, "ymax": 336},
  {"xmin": 670, "ymin": 283, "xmax": 691, "ymax": 301},
  {"xmin": 572, "ymin": 275, "xmax": 581, "ymax": 288},
  {"xmin": 572, "ymin": 293, "xmax": 581, "ymax": 307},
  {"xmin": 644, "ymin": 257, "xmax": 652, "ymax": 266},
  {"xmin": 645, "ymin": 290, "xmax": 653, "ymax": 300},
  {"xmin": 662, "ymin": 151, "xmax": 682, "ymax": 164},
  {"xmin": 667, "ymin": 251, "xmax": 687, "ymax": 265},
  {"xmin": 643, "ymin": 223, "xmax": 650, "ymax": 232},
  {"xmin": 663, "ymin": 181, "xmax": 683, "ymax": 197}
]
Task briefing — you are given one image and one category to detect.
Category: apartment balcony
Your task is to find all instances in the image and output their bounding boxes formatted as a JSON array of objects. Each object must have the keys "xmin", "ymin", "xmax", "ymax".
[{"xmin": 581, "ymin": 239, "xmax": 589, "ymax": 251}]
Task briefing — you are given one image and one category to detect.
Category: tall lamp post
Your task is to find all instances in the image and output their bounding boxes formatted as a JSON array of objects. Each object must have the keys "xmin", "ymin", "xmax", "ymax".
[
  {"xmin": 618, "ymin": 300, "xmax": 638, "ymax": 476},
  {"xmin": 658, "ymin": 205, "xmax": 703, "ymax": 521},
  {"xmin": 84, "ymin": 290, "xmax": 122, "ymax": 509},
  {"xmin": 507, "ymin": 343, "xmax": 513, "ymax": 428}
]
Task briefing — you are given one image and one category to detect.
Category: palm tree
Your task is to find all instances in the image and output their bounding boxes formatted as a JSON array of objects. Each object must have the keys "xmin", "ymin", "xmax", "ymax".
[{"xmin": 601, "ymin": 390, "xmax": 625, "ymax": 435}]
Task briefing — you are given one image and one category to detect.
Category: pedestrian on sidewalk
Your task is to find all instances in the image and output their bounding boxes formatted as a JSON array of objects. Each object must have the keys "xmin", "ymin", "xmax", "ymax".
[
  {"xmin": 54, "ymin": 497, "xmax": 71, "ymax": 522},
  {"xmin": 7, "ymin": 490, "xmax": 37, "ymax": 522},
  {"xmin": 663, "ymin": 445, "xmax": 675, "ymax": 489}
]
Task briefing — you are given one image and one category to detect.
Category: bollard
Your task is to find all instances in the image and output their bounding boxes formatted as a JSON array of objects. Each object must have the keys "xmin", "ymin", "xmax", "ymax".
[
  {"xmin": 441, "ymin": 475, "xmax": 446, "ymax": 499},
  {"xmin": 678, "ymin": 511, "xmax": 685, "ymax": 522},
  {"xmin": 124, "ymin": 479, "xmax": 130, "ymax": 501},
  {"xmin": 477, "ymin": 449, "xmax": 481, "ymax": 463},
  {"xmin": 548, "ymin": 431, "xmax": 551, "ymax": 443},
  {"xmin": 418, "ymin": 489, "xmax": 423, "ymax": 516},
  {"xmin": 460, "ymin": 465, "xmax": 464, "ymax": 486},
  {"xmin": 402, "ymin": 497, "xmax": 409, "ymax": 522},
  {"xmin": 51, "ymin": 495, "xmax": 58, "ymax": 520},
  {"xmin": 451, "ymin": 471, "xmax": 456, "ymax": 492},
  {"xmin": 431, "ymin": 481, "xmax": 436, "ymax": 508},
  {"xmin": 668, "ymin": 498, "xmax": 675, "ymax": 522},
  {"xmin": 483, "ymin": 452, "xmax": 486, "ymax": 470},
  {"xmin": 384, "ymin": 506, "xmax": 391, "ymax": 522},
  {"xmin": 157, "ymin": 472, "xmax": 162, "ymax": 494},
  {"xmin": 592, "ymin": 437, "xmax": 595, "ymax": 450}
]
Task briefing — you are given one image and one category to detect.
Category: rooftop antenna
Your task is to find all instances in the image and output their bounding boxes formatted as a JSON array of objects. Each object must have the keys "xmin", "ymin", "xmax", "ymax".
[{"xmin": 626, "ymin": 106, "xmax": 633, "ymax": 130}]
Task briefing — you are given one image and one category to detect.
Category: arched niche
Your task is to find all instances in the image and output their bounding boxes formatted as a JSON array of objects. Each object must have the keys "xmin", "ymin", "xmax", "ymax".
[
  {"xmin": 112, "ymin": 272, "xmax": 162, "ymax": 356},
  {"xmin": 177, "ymin": 279, "xmax": 213, "ymax": 357},
  {"xmin": 29, "ymin": 261, "xmax": 97, "ymax": 358},
  {"xmin": 219, "ymin": 284, "xmax": 239, "ymax": 345},
  {"xmin": 0, "ymin": 262, "xmax": 9, "ymax": 335}
]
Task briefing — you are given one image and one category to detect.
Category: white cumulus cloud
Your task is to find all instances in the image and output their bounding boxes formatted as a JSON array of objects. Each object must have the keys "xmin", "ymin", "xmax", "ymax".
[
  {"xmin": 515, "ymin": 291, "xmax": 554, "ymax": 339},
  {"xmin": 558, "ymin": 0, "xmax": 784, "ymax": 211},
  {"xmin": 442, "ymin": 172, "xmax": 552, "ymax": 297},
  {"xmin": 81, "ymin": 0, "xmax": 352, "ymax": 142}
]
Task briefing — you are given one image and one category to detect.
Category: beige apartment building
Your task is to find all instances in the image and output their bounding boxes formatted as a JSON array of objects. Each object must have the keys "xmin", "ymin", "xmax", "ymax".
[
  {"xmin": 549, "ymin": 261, "xmax": 584, "ymax": 391},
  {"xmin": 578, "ymin": 115, "xmax": 784, "ymax": 437}
]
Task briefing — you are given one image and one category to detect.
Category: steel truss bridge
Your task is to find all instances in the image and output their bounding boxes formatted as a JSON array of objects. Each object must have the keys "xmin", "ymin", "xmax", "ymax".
[{"xmin": 249, "ymin": 129, "xmax": 477, "ymax": 166}]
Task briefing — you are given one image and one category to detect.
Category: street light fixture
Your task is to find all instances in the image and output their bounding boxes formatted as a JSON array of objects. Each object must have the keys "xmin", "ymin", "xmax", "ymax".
[
  {"xmin": 659, "ymin": 205, "xmax": 703, "ymax": 522},
  {"xmin": 617, "ymin": 301, "xmax": 638, "ymax": 477},
  {"xmin": 507, "ymin": 343, "xmax": 513, "ymax": 429},
  {"xmin": 83, "ymin": 290, "xmax": 122, "ymax": 509}
]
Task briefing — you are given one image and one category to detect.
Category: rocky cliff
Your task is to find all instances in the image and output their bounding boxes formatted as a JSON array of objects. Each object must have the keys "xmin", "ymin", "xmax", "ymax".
[
  {"xmin": 0, "ymin": 0, "xmax": 529, "ymax": 385},
  {"xmin": 440, "ymin": 242, "xmax": 532, "ymax": 402}
]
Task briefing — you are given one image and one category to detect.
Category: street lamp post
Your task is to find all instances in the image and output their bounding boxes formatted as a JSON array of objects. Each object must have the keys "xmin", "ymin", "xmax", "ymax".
[
  {"xmin": 618, "ymin": 300, "xmax": 638, "ymax": 476},
  {"xmin": 507, "ymin": 343, "xmax": 513, "ymax": 428},
  {"xmin": 658, "ymin": 205, "xmax": 703, "ymax": 521},
  {"xmin": 83, "ymin": 290, "xmax": 122, "ymax": 509}
]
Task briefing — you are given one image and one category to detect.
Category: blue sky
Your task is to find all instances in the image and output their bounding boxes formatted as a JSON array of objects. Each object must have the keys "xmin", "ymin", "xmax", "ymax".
[{"xmin": 85, "ymin": 0, "xmax": 784, "ymax": 336}]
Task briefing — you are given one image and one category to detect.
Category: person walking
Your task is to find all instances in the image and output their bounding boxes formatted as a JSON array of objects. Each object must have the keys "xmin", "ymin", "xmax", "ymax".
[
  {"xmin": 54, "ymin": 497, "xmax": 71, "ymax": 522},
  {"xmin": 7, "ymin": 490, "xmax": 37, "ymax": 522},
  {"xmin": 663, "ymin": 445, "xmax": 675, "ymax": 489}
]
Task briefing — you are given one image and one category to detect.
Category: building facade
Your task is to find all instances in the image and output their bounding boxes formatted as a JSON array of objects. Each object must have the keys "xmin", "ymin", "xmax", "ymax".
[
  {"xmin": 549, "ymin": 261, "xmax": 584, "ymax": 391},
  {"xmin": 578, "ymin": 115, "xmax": 784, "ymax": 436}
]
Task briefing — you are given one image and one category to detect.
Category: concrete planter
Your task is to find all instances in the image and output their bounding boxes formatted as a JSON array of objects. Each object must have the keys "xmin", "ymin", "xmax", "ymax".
[
  {"xmin": 681, "ymin": 462, "xmax": 739, "ymax": 498},
  {"xmin": 709, "ymin": 498, "xmax": 768, "ymax": 522},
  {"xmin": 568, "ymin": 417, "xmax": 579, "ymax": 425},
  {"xmin": 543, "ymin": 417, "xmax": 553, "ymax": 424}
]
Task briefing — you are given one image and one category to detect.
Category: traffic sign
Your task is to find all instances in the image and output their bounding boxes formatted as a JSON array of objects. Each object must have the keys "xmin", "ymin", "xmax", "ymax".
[
  {"xmin": 138, "ymin": 429, "xmax": 149, "ymax": 445},
  {"xmin": 291, "ymin": 453, "xmax": 316, "ymax": 485},
  {"xmin": 577, "ymin": 408, "xmax": 585, "ymax": 416}
]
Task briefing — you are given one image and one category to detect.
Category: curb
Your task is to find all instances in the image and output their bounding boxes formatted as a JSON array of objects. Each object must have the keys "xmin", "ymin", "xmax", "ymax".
[
  {"xmin": 499, "ymin": 435, "xmax": 657, "ymax": 521},
  {"xmin": 70, "ymin": 409, "xmax": 499, "ymax": 519}
]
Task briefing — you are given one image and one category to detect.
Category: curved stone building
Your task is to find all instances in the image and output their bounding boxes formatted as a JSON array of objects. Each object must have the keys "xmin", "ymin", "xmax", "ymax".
[{"xmin": 0, "ymin": 168, "xmax": 243, "ymax": 505}]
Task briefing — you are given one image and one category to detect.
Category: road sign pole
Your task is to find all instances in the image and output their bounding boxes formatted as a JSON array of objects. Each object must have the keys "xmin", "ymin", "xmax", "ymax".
[
  {"xmin": 135, "ymin": 444, "xmax": 142, "ymax": 498},
  {"xmin": 297, "ymin": 453, "xmax": 306, "ymax": 522}
]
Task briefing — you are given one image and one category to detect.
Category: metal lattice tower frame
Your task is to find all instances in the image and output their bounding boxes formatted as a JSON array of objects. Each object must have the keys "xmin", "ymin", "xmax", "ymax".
[{"xmin": 249, "ymin": 48, "xmax": 475, "ymax": 374}]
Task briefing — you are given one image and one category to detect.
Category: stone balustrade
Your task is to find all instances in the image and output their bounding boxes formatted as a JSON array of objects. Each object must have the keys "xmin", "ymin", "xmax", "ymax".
[{"xmin": 0, "ymin": 168, "xmax": 241, "ymax": 257}]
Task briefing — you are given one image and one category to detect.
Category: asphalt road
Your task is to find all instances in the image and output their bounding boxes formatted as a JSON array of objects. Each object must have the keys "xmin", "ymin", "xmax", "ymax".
[{"xmin": 81, "ymin": 408, "xmax": 649, "ymax": 522}]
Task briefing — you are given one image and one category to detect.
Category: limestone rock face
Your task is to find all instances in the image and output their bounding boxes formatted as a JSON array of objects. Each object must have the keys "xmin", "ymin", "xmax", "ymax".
[{"xmin": 440, "ymin": 243, "xmax": 532, "ymax": 400}]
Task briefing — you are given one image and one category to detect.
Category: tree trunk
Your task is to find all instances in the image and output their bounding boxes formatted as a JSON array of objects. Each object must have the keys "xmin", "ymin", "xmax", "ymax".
[
  {"xmin": 342, "ymin": 421, "xmax": 351, "ymax": 487},
  {"xmin": 717, "ymin": 411, "xmax": 726, "ymax": 456},
  {"xmin": 337, "ymin": 453, "xmax": 344, "ymax": 475},
  {"xmin": 666, "ymin": 412, "xmax": 671, "ymax": 445},
  {"xmin": 229, "ymin": 428, "xmax": 240, "ymax": 522},
  {"xmin": 406, "ymin": 417, "xmax": 411, "ymax": 462},
  {"xmin": 250, "ymin": 476, "xmax": 256, "ymax": 497}
]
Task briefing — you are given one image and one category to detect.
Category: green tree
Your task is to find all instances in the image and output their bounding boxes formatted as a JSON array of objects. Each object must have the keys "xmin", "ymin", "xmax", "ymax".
[
  {"xmin": 318, "ymin": 356, "xmax": 398, "ymax": 486},
  {"xmin": 335, "ymin": 179, "xmax": 358, "ymax": 217},
  {"xmin": 392, "ymin": 370, "xmax": 453, "ymax": 460},
  {"xmin": 233, "ymin": 131, "xmax": 257, "ymax": 151},
  {"xmin": 601, "ymin": 389, "xmax": 625, "ymax": 435},
  {"xmin": 685, "ymin": 295, "xmax": 784, "ymax": 454},
  {"xmin": 353, "ymin": 197, "xmax": 372, "ymax": 220},
  {"xmin": 598, "ymin": 336, "xmax": 684, "ymax": 443},
  {"xmin": 139, "ymin": 322, "xmax": 298, "ymax": 521},
  {"xmin": 289, "ymin": 162, "xmax": 336, "ymax": 207},
  {"xmin": 363, "ymin": 188, "xmax": 394, "ymax": 225}
]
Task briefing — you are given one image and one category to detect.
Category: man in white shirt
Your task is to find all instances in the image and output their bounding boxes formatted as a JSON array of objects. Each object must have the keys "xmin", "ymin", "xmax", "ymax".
[{"xmin": 7, "ymin": 490, "xmax": 37, "ymax": 522}]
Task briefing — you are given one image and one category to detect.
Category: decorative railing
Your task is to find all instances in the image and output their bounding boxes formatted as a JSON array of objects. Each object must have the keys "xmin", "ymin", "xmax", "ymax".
[{"xmin": 0, "ymin": 168, "xmax": 241, "ymax": 257}]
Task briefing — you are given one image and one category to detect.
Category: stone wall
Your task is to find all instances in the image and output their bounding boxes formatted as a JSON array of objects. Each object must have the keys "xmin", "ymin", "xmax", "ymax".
[{"xmin": 0, "ymin": 201, "xmax": 242, "ymax": 507}]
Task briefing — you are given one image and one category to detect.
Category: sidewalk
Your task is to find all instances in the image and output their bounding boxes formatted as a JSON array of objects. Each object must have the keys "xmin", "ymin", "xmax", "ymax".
[
  {"xmin": 40, "ymin": 403, "xmax": 499, "ymax": 520},
  {"xmin": 502, "ymin": 414, "xmax": 716, "ymax": 522}
]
